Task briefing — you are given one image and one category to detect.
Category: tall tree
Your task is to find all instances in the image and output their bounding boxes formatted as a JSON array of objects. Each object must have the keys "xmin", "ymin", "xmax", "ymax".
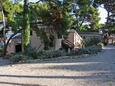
[
  {"xmin": 72, "ymin": 0, "xmax": 101, "ymax": 31},
  {"xmin": 0, "ymin": 0, "xmax": 23, "ymax": 55},
  {"xmin": 30, "ymin": 0, "xmax": 75, "ymax": 49},
  {"xmin": 22, "ymin": 0, "xmax": 30, "ymax": 52},
  {"xmin": 93, "ymin": 0, "xmax": 115, "ymax": 31}
]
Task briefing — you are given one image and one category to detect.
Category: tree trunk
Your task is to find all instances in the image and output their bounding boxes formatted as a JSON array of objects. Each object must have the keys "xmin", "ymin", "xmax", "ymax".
[
  {"xmin": 22, "ymin": 0, "xmax": 30, "ymax": 53},
  {"xmin": 0, "ymin": 2, "xmax": 6, "ymax": 56}
]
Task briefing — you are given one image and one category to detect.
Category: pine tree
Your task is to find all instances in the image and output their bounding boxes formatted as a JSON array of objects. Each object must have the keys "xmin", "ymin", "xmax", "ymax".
[{"xmin": 22, "ymin": 0, "xmax": 30, "ymax": 52}]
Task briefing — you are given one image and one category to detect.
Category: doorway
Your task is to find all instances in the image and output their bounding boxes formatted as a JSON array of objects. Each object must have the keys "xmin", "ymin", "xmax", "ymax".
[{"xmin": 15, "ymin": 44, "xmax": 22, "ymax": 53}]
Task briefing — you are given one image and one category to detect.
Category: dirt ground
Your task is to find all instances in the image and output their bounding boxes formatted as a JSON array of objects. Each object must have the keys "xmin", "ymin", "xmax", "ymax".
[{"xmin": 0, "ymin": 45, "xmax": 115, "ymax": 86}]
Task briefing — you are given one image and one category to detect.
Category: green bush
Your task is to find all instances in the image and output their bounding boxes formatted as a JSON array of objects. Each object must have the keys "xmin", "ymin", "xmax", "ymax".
[
  {"xmin": 25, "ymin": 47, "xmax": 38, "ymax": 59},
  {"xmin": 10, "ymin": 53, "xmax": 29, "ymax": 63},
  {"xmin": 68, "ymin": 45, "xmax": 102, "ymax": 56},
  {"xmin": 86, "ymin": 46, "xmax": 101, "ymax": 53},
  {"xmin": 0, "ymin": 46, "xmax": 3, "ymax": 56},
  {"xmin": 85, "ymin": 37, "xmax": 101, "ymax": 47},
  {"xmin": 11, "ymin": 48, "xmax": 67, "ymax": 62},
  {"xmin": 38, "ymin": 50, "xmax": 67, "ymax": 59}
]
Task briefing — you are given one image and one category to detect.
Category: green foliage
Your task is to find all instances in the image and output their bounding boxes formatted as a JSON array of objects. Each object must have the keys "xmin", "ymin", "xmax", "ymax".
[
  {"xmin": 68, "ymin": 45, "xmax": 102, "ymax": 56},
  {"xmin": 89, "ymin": 7, "xmax": 100, "ymax": 30},
  {"xmin": 24, "ymin": 49, "xmax": 67, "ymax": 59},
  {"xmin": 0, "ymin": 0, "xmax": 105, "ymax": 57},
  {"xmin": 0, "ymin": 0, "xmax": 7, "ymax": 3},
  {"xmin": 84, "ymin": 37, "xmax": 101, "ymax": 47},
  {"xmin": 105, "ymin": 23, "xmax": 115, "ymax": 32},
  {"xmin": 2, "ymin": 1, "xmax": 23, "ymax": 25},
  {"xmin": 37, "ymin": 50, "xmax": 67, "ymax": 59},
  {"xmin": 0, "ymin": 12, "xmax": 2, "ymax": 20},
  {"xmin": 79, "ymin": 45, "xmax": 102, "ymax": 54},
  {"xmin": 24, "ymin": 47, "xmax": 38, "ymax": 59},
  {"xmin": 79, "ymin": 25, "xmax": 92, "ymax": 32},
  {"xmin": 10, "ymin": 53, "xmax": 29, "ymax": 63},
  {"xmin": 0, "ymin": 0, "xmax": 31, "ymax": 53},
  {"xmin": 77, "ymin": 0, "xmax": 90, "ymax": 6},
  {"xmin": 0, "ymin": 46, "xmax": 3, "ymax": 55},
  {"xmin": 22, "ymin": 0, "xmax": 31, "ymax": 52},
  {"xmin": 22, "ymin": 14, "xmax": 30, "ymax": 49},
  {"xmin": 31, "ymin": 1, "xmax": 75, "ymax": 33},
  {"xmin": 73, "ymin": 0, "xmax": 101, "ymax": 31},
  {"xmin": 30, "ymin": 3, "xmax": 50, "ymax": 24},
  {"xmin": 61, "ymin": 12, "xmax": 75, "ymax": 34},
  {"xmin": 30, "ymin": 1, "xmax": 75, "ymax": 48},
  {"xmin": 21, "ymin": 46, "xmax": 67, "ymax": 59},
  {"xmin": 0, "ymin": 0, "xmax": 23, "ymax": 32}
]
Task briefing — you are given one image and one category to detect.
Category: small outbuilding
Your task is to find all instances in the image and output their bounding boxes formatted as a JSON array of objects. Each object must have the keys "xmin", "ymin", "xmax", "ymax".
[{"xmin": 62, "ymin": 29, "xmax": 84, "ymax": 51}]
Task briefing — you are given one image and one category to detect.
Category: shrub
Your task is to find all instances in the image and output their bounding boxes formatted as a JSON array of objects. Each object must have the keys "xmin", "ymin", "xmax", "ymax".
[
  {"xmin": 38, "ymin": 50, "xmax": 67, "ymax": 59},
  {"xmin": 0, "ymin": 46, "xmax": 3, "ymax": 56},
  {"xmin": 84, "ymin": 45, "xmax": 101, "ymax": 54},
  {"xmin": 25, "ymin": 47, "xmax": 38, "ymax": 59},
  {"xmin": 10, "ymin": 53, "xmax": 29, "ymax": 63},
  {"xmin": 67, "ymin": 45, "xmax": 102, "ymax": 56},
  {"xmin": 85, "ymin": 37, "xmax": 101, "ymax": 47},
  {"xmin": 11, "ymin": 48, "xmax": 67, "ymax": 62}
]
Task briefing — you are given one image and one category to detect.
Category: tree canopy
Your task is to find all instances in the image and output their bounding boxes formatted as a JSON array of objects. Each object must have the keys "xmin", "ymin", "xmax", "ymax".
[{"xmin": 1, "ymin": 0, "xmax": 115, "ymax": 54}]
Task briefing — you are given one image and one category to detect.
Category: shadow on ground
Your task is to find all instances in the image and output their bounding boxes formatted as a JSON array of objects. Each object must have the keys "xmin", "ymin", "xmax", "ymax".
[
  {"xmin": 0, "ymin": 73, "xmax": 114, "ymax": 81},
  {"xmin": 0, "ymin": 45, "xmax": 115, "ymax": 85},
  {"xmin": 0, "ymin": 81, "xmax": 43, "ymax": 86}
]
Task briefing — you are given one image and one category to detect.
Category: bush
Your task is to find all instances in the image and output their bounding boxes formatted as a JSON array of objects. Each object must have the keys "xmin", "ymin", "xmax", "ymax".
[
  {"xmin": 10, "ymin": 48, "xmax": 67, "ymax": 62},
  {"xmin": 38, "ymin": 50, "xmax": 67, "ymax": 59},
  {"xmin": 67, "ymin": 45, "xmax": 102, "ymax": 56},
  {"xmin": 10, "ymin": 53, "xmax": 29, "ymax": 63},
  {"xmin": 85, "ymin": 37, "xmax": 101, "ymax": 47},
  {"xmin": 87, "ymin": 46, "xmax": 101, "ymax": 53},
  {"xmin": 25, "ymin": 47, "xmax": 38, "ymax": 59}
]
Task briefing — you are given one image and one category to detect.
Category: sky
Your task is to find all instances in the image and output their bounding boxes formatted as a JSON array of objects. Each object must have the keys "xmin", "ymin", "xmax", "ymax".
[
  {"xmin": 98, "ymin": 6, "xmax": 107, "ymax": 24},
  {"xmin": 29, "ymin": 0, "xmax": 38, "ymax": 2},
  {"xmin": 25, "ymin": 0, "xmax": 108, "ymax": 24}
]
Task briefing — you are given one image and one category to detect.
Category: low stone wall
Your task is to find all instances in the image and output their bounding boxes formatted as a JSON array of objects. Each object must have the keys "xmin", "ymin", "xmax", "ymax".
[{"xmin": 79, "ymin": 32, "xmax": 102, "ymax": 40}]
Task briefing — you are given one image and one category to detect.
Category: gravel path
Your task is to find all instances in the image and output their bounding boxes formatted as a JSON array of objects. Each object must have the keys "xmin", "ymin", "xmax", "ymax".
[{"xmin": 0, "ymin": 45, "xmax": 115, "ymax": 86}]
